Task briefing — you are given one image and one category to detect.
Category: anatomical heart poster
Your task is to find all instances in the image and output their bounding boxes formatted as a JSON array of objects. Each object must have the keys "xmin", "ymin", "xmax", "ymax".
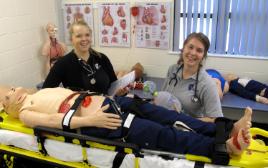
[
  {"xmin": 63, "ymin": 3, "xmax": 94, "ymax": 45},
  {"xmin": 135, "ymin": 2, "xmax": 170, "ymax": 49},
  {"xmin": 99, "ymin": 3, "xmax": 131, "ymax": 47}
]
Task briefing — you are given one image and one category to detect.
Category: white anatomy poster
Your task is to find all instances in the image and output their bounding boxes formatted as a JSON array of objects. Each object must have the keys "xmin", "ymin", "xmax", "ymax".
[
  {"xmin": 63, "ymin": 3, "xmax": 94, "ymax": 45},
  {"xmin": 135, "ymin": 2, "xmax": 170, "ymax": 49},
  {"xmin": 99, "ymin": 2, "xmax": 130, "ymax": 47}
]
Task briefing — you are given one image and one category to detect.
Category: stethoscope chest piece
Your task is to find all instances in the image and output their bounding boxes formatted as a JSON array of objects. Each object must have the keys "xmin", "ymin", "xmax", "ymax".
[
  {"xmin": 90, "ymin": 78, "xmax": 96, "ymax": 84},
  {"xmin": 191, "ymin": 96, "xmax": 199, "ymax": 103}
]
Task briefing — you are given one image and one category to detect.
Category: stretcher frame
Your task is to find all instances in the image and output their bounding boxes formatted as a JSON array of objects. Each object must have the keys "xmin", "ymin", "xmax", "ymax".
[
  {"xmin": 0, "ymin": 110, "xmax": 140, "ymax": 168},
  {"xmin": 0, "ymin": 110, "xmax": 268, "ymax": 168}
]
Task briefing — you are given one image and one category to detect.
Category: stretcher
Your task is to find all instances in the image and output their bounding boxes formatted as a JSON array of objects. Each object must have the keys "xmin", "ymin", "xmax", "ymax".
[{"xmin": 0, "ymin": 110, "xmax": 268, "ymax": 168}]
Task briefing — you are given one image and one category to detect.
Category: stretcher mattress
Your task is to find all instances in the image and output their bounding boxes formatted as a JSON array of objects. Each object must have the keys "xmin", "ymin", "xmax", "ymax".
[
  {"xmin": 1, "ymin": 109, "xmax": 267, "ymax": 168},
  {"xmin": 0, "ymin": 129, "xmax": 135, "ymax": 167},
  {"xmin": 0, "ymin": 129, "xmax": 233, "ymax": 168}
]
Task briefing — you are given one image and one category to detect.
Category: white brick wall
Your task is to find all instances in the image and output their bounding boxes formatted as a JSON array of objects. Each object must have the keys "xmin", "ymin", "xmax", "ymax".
[{"xmin": 0, "ymin": 0, "xmax": 58, "ymax": 87}]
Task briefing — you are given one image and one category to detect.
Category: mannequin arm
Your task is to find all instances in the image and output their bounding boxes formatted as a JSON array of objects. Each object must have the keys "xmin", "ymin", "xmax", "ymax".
[
  {"xmin": 198, "ymin": 117, "xmax": 216, "ymax": 123},
  {"xmin": 213, "ymin": 78, "xmax": 223, "ymax": 99},
  {"xmin": 41, "ymin": 41, "xmax": 50, "ymax": 56},
  {"xmin": 19, "ymin": 105, "xmax": 122, "ymax": 130},
  {"xmin": 59, "ymin": 42, "xmax": 68, "ymax": 54},
  {"xmin": 45, "ymin": 56, "xmax": 51, "ymax": 76},
  {"xmin": 20, "ymin": 110, "xmax": 87, "ymax": 129}
]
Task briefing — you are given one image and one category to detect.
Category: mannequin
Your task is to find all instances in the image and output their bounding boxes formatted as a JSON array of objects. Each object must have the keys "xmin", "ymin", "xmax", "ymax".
[
  {"xmin": 2, "ymin": 87, "xmax": 252, "ymax": 157},
  {"xmin": 42, "ymin": 23, "xmax": 67, "ymax": 76},
  {"xmin": 224, "ymin": 73, "xmax": 268, "ymax": 104},
  {"xmin": 116, "ymin": 62, "xmax": 144, "ymax": 81}
]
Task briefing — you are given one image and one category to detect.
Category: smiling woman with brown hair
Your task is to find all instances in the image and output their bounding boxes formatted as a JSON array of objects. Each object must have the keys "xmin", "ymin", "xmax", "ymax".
[{"xmin": 162, "ymin": 33, "xmax": 222, "ymax": 122}]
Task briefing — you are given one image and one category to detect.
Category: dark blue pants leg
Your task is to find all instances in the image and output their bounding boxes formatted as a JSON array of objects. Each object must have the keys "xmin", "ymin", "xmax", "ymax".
[
  {"xmin": 115, "ymin": 96, "xmax": 216, "ymax": 136},
  {"xmin": 246, "ymin": 80, "xmax": 268, "ymax": 96},
  {"xmin": 81, "ymin": 97, "xmax": 216, "ymax": 157},
  {"xmin": 265, "ymin": 89, "xmax": 268, "ymax": 98},
  {"xmin": 126, "ymin": 116, "xmax": 214, "ymax": 157}
]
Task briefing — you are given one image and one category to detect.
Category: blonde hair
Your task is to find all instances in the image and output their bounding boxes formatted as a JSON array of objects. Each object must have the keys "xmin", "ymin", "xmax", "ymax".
[
  {"xmin": 2, "ymin": 96, "xmax": 17, "ymax": 118},
  {"xmin": 46, "ymin": 22, "xmax": 56, "ymax": 32},
  {"xmin": 1, "ymin": 87, "xmax": 36, "ymax": 118},
  {"xmin": 69, "ymin": 20, "xmax": 101, "ymax": 57},
  {"xmin": 69, "ymin": 20, "xmax": 92, "ymax": 39}
]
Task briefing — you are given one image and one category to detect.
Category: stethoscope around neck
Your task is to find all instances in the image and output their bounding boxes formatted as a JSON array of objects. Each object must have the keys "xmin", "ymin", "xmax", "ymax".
[
  {"xmin": 168, "ymin": 64, "xmax": 200, "ymax": 103},
  {"xmin": 77, "ymin": 58, "xmax": 96, "ymax": 77}
]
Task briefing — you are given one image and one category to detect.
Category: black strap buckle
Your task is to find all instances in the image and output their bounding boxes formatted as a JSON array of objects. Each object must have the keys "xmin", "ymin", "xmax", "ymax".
[{"xmin": 110, "ymin": 99, "xmax": 123, "ymax": 116}]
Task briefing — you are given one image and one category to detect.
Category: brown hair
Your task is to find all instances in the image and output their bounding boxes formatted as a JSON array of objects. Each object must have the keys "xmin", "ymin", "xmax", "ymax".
[{"xmin": 177, "ymin": 32, "xmax": 210, "ymax": 65}]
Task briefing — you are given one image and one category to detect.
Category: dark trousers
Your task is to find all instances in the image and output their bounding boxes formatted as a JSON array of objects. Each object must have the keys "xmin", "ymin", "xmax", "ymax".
[
  {"xmin": 246, "ymin": 80, "xmax": 268, "ymax": 98},
  {"xmin": 230, "ymin": 79, "xmax": 268, "ymax": 100},
  {"xmin": 81, "ymin": 96, "xmax": 217, "ymax": 157}
]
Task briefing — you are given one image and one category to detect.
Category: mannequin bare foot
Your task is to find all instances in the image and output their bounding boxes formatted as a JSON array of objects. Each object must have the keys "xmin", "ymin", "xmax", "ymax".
[
  {"xmin": 231, "ymin": 107, "xmax": 252, "ymax": 137},
  {"xmin": 257, "ymin": 96, "xmax": 268, "ymax": 104},
  {"xmin": 226, "ymin": 128, "xmax": 251, "ymax": 155}
]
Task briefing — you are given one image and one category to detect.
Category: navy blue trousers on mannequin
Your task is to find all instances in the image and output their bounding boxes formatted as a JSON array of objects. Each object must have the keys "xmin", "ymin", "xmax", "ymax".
[
  {"xmin": 230, "ymin": 79, "xmax": 268, "ymax": 100},
  {"xmin": 246, "ymin": 80, "xmax": 268, "ymax": 98},
  {"xmin": 81, "ymin": 96, "xmax": 217, "ymax": 157}
]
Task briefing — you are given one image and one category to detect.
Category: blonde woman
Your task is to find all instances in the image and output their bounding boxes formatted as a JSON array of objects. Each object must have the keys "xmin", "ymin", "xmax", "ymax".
[{"xmin": 43, "ymin": 21, "xmax": 127, "ymax": 96}]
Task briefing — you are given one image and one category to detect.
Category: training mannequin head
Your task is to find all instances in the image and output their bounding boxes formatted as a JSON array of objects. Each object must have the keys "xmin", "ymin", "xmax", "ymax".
[
  {"xmin": 0, "ymin": 86, "xmax": 12, "ymax": 111},
  {"xmin": 46, "ymin": 23, "xmax": 58, "ymax": 39},
  {"xmin": 0, "ymin": 86, "xmax": 13, "ymax": 103},
  {"xmin": 2, "ymin": 87, "xmax": 28, "ymax": 118},
  {"xmin": 131, "ymin": 62, "xmax": 144, "ymax": 81}
]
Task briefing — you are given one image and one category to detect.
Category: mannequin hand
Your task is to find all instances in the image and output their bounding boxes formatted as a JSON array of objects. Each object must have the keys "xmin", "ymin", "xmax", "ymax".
[
  {"xmin": 89, "ymin": 104, "xmax": 122, "ymax": 129},
  {"xmin": 115, "ymin": 87, "xmax": 129, "ymax": 96}
]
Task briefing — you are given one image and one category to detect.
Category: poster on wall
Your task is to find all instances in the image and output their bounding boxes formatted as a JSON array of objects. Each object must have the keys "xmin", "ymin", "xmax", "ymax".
[
  {"xmin": 63, "ymin": 3, "xmax": 94, "ymax": 45},
  {"xmin": 135, "ymin": 2, "xmax": 170, "ymax": 49},
  {"xmin": 98, "ymin": 2, "xmax": 131, "ymax": 47}
]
